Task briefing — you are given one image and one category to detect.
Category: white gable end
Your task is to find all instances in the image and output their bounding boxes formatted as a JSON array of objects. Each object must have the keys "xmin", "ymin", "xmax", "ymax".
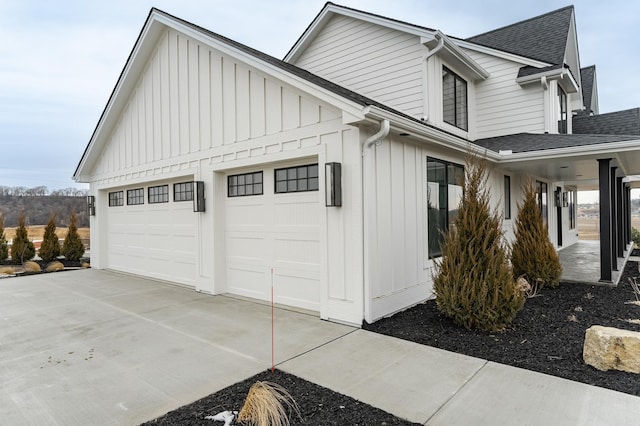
[
  {"xmin": 293, "ymin": 14, "xmax": 426, "ymax": 120},
  {"xmin": 89, "ymin": 28, "xmax": 343, "ymax": 182}
]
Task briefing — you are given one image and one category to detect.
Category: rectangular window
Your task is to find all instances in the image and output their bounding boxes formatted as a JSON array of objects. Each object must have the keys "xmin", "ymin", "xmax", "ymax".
[
  {"xmin": 228, "ymin": 172, "xmax": 263, "ymax": 197},
  {"xmin": 127, "ymin": 188, "xmax": 144, "ymax": 205},
  {"xmin": 568, "ymin": 189, "xmax": 576, "ymax": 230},
  {"xmin": 536, "ymin": 180, "xmax": 548, "ymax": 226},
  {"xmin": 148, "ymin": 185, "xmax": 169, "ymax": 204},
  {"xmin": 427, "ymin": 157, "xmax": 464, "ymax": 258},
  {"xmin": 174, "ymin": 182, "xmax": 194, "ymax": 202},
  {"xmin": 108, "ymin": 191, "xmax": 124, "ymax": 207},
  {"xmin": 504, "ymin": 176, "xmax": 511, "ymax": 219},
  {"xmin": 558, "ymin": 87, "xmax": 567, "ymax": 134},
  {"xmin": 442, "ymin": 66, "xmax": 468, "ymax": 131},
  {"xmin": 275, "ymin": 164, "xmax": 319, "ymax": 193}
]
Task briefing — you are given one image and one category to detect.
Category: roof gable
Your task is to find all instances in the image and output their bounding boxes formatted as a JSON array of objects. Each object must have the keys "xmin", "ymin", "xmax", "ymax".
[
  {"xmin": 573, "ymin": 108, "xmax": 640, "ymax": 135},
  {"xmin": 466, "ymin": 6, "xmax": 574, "ymax": 65}
]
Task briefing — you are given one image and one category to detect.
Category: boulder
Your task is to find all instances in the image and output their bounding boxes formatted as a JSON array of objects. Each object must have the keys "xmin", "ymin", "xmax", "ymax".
[{"xmin": 583, "ymin": 325, "xmax": 640, "ymax": 374}]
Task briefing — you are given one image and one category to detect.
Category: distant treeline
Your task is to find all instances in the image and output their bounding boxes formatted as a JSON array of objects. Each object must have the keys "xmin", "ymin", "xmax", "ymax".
[
  {"xmin": 0, "ymin": 195, "xmax": 89, "ymax": 228},
  {"xmin": 0, "ymin": 186, "xmax": 88, "ymax": 197}
]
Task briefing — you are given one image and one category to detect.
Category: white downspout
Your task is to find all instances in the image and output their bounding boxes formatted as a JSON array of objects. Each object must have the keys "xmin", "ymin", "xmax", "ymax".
[
  {"xmin": 422, "ymin": 33, "xmax": 445, "ymax": 122},
  {"xmin": 363, "ymin": 119, "xmax": 390, "ymax": 152},
  {"xmin": 362, "ymin": 119, "xmax": 390, "ymax": 323}
]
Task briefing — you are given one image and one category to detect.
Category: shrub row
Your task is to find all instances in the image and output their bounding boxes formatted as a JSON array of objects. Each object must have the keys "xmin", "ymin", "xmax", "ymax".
[
  {"xmin": 433, "ymin": 151, "xmax": 562, "ymax": 332},
  {"xmin": 0, "ymin": 211, "xmax": 85, "ymax": 263}
]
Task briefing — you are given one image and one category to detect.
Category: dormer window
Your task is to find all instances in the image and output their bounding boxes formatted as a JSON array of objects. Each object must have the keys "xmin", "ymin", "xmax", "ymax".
[
  {"xmin": 558, "ymin": 87, "xmax": 567, "ymax": 133},
  {"xmin": 442, "ymin": 66, "xmax": 468, "ymax": 131}
]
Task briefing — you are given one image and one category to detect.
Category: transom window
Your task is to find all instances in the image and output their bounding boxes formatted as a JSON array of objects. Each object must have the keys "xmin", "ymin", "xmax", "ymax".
[
  {"xmin": 127, "ymin": 188, "xmax": 144, "ymax": 205},
  {"xmin": 228, "ymin": 172, "xmax": 263, "ymax": 197},
  {"xmin": 174, "ymin": 182, "xmax": 194, "ymax": 202},
  {"xmin": 442, "ymin": 66, "xmax": 468, "ymax": 131},
  {"xmin": 108, "ymin": 191, "xmax": 124, "ymax": 207},
  {"xmin": 275, "ymin": 164, "xmax": 319, "ymax": 193},
  {"xmin": 427, "ymin": 157, "xmax": 464, "ymax": 258},
  {"xmin": 148, "ymin": 185, "xmax": 169, "ymax": 204}
]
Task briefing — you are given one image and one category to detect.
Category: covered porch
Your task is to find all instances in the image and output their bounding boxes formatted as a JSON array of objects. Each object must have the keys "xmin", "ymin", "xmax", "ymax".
[{"xmin": 558, "ymin": 240, "xmax": 634, "ymax": 285}]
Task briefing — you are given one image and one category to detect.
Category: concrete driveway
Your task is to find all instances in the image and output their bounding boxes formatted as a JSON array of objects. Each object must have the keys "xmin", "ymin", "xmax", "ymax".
[{"xmin": 0, "ymin": 269, "xmax": 355, "ymax": 425}]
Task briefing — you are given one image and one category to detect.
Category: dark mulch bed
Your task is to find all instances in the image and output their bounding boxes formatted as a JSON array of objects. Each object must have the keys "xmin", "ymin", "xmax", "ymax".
[
  {"xmin": 142, "ymin": 369, "xmax": 420, "ymax": 425},
  {"xmin": 364, "ymin": 258, "xmax": 640, "ymax": 397},
  {"xmin": 142, "ymin": 257, "xmax": 640, "ymax": 425}
]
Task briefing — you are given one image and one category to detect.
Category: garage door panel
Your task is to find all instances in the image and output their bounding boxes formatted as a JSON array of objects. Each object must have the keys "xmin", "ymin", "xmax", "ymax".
[
  {"xmin": 225, "ymin": 164, "xmax": 320, "ymax": 312},
  {"xmin": 105, "ymin": 183, "xmax": 197, "ymax": 287}
]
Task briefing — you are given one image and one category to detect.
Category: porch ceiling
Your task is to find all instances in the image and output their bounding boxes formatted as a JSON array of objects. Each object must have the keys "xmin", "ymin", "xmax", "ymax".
[{"xmin": 497, "ymin": 148, "xmax": 640, "ymax": 190}]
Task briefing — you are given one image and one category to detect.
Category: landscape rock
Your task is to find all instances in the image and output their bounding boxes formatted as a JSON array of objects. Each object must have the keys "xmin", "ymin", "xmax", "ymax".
[{"xmin": 583, "ymin": 325, "xmax": 640, "ymax": 374}]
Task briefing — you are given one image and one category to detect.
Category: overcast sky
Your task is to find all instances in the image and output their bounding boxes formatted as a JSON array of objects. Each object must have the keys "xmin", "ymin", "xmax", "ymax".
[{"xmin": 0, "ymin": 0, "xmax": 638, "ymax": 198}]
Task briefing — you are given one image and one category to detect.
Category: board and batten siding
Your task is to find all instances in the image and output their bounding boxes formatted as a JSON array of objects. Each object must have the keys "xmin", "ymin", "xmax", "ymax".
[
  {"xmin": 465, "ymin": 49, "xmax": 546, "ymax": 139},
  {"xmin": 293, "ymin": 14, "xmax": 425, "ymax": 119},
  {"xmin": 93, "ymin": 29, "xmax": 342, "ymax": 180},
  {"xmin": 364, "ymin": 133, "xmax": 434, "ymax": 322}
]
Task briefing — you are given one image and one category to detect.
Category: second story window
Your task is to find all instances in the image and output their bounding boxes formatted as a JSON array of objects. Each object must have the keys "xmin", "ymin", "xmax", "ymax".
[
  {"xmin": 558, "ymin": 87, "xmax": 567, "ymax": 134},
  {"xmin": 442, "ymin": 66, "xmax": 468, "ymax": 131}
]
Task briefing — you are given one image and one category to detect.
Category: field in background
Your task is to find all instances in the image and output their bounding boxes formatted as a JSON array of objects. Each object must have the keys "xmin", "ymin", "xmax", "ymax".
[
  {"xmin": 4, "ymin": 226, "xmax": 90, "ymax": 242},
  {"xmin": 578, "ymin": 217, "xmax": 640, "ymax": 240}
]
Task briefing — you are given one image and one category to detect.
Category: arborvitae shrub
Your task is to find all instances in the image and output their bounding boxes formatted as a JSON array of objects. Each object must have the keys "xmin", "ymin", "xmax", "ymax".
[
  {"xmin": 511, "ymin": 179, "xmax": 562, "ymax": 292},
  {"xmin": 0, "ymin": 214, "xmax": 8, "ymax": 262},
  {"xmin": 10, "ymin": 211, "xmax": 35, "ymax": 263},
  {"xmin": 433, "ymin": 151, "xmax": 525, "ymax": 332},
  {"xmin": 62, "ymin": 211, "xmax": 85, "ymax": 261},
  {"xmin": 39, "ymin": 212, "xmax": 61, "ymax": 261}
]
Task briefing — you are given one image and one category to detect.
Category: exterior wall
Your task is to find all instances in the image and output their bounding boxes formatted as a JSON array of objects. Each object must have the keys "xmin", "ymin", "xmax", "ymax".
[
  {"xmin": 293, "ymin": 14, "xmax": 426, "ymax": 119},
  {"xmin": 464, "ymin": 49, "xmax": 546, "ymax": 139},
  {"xmin": 87, "ymin": 29, "xmax": 365, "ymax": 325}
]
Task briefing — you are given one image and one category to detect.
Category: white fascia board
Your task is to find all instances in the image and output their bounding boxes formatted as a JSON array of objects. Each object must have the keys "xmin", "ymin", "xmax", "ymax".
[
  {"xmin": 454, "ymin": 39, "xmax": 550, "ymax": 68},
  {"xmin": 496, "ymin": 139, "xmax": 640, "ymax": 164},
  {"xmin": 516, "ymin": 67, "xmax": 579, "ymax": 93},
  {"xmin": 74, "ymin": 12, "xmax": 166, "ymax": 181},
  {"xmin": 362, "ymin": 105, "xmax": 502, "ymax": 161},
  {"xmin": 421, "ymin": 31, "xmax": 489, "ymax": 80}
]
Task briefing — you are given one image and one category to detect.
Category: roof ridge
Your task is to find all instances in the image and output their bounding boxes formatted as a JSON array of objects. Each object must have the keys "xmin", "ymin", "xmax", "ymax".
[{"xmin": 467, "ymin": 5, "xmax": 574, "ymax": 40}]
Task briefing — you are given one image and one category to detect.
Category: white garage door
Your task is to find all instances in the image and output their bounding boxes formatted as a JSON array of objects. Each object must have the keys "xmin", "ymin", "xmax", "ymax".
[
  {"xmin": 105, "ymin": 183, "xmax": 198, "ymax": 287},
  {"xmin": 225, "ymin": 164, "xmax": 321, "ymax": 312}
]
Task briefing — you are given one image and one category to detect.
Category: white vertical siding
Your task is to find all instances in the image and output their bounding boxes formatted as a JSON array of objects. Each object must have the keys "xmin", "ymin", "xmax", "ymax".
[
  {"xmin": 465, "ymin": 49, "xmax": 546, "ymax": 139},
  {"xmin": 293, "ymin": 14, "xmax": 426, "ymax": 119},
  {"xmin": 365, "ymin": 134, "xmax": 433, "ymax": 322},
  {"xmin": 94, "ymin": 29, "xmax": 341, "ymax": 177}
]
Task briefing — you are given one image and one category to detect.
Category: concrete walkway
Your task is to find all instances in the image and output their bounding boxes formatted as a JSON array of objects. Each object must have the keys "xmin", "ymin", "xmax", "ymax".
[{"xmin": 2, "ymin": 270, "xmax": 639, "ymax": 425}]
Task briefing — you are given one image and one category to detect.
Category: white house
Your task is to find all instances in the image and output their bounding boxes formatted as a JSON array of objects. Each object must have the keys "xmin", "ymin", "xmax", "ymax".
[{"xmin": 74, "ymin": 4, "xmax": 640, "ymax": 325}]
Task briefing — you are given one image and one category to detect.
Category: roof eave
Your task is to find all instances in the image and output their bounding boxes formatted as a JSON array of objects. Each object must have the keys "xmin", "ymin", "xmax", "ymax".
[
  {"xmin": 516, "ymin": 67, "xmax": 579, "ymax": 93},
  {"xmin": 421, "ymin": 31, "xmax": 489, "ymax": 80}
]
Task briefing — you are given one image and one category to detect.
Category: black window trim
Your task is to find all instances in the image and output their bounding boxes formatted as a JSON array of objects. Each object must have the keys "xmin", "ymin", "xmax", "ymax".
[
  {"xmin": 228, "ymin": 171, "xmax": 264, "ymax": 197},
  {"xmin": 108, "ymin": 191, "xmax": 124, "ymax": 207},
  {"xmin": 442, "ymin": 65, "xmax": 468, "ymax": 131},
  {"xmin": 127, "ymin": 188, "xmax": 144, "ymax": 205},
  {"xmin": 274, "ymin": 163, "xmax": 319, "ymax": 194},
  {"xmin": 148, "ymin": 184, "xmax": 169, "ymax": 204},
  {"xmin": 174, "ymin": 181, "xmax": 194, "ymax": 202}
]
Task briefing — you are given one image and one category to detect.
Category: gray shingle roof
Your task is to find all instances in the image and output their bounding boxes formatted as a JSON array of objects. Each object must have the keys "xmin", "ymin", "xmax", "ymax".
[
  {"xmin": 466, "ymin": 6, "xmax": 573, "ymax": 65},
  {"xmin": 474, "ymin": 132, "xmax": 638, "ymax": 154},
  {"xmin": 573, "ymin": 108, "xmax": 640, "ymax": 135},
  {"xmin": 578, "ymin": 65, "xmax": 596, "ymax": 115}
]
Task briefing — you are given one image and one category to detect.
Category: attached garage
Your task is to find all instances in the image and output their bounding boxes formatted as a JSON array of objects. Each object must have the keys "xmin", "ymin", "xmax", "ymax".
[
  {"xmin": 104, "ymin": 179, "xmax": 198, "ymax": 287},
  {"xmin": 225, "ymin": 162, "xmax": 321, "ymax": 312}
]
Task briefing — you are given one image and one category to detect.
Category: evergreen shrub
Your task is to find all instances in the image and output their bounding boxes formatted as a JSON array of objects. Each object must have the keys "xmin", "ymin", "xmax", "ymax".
[
  {"xmin": 62, "ymin": 211, "xmax": 85, "ymax": 261},
  {"xmin": 39, "ymin": 212, "xmax": 61, "ymax": 261},
  {"xmin": 10, "ymin": 211, "xmax": 35, "ymax": 263},
  {"xmin": 511, "ymin": 179, "xmax": 562, "ymax": 292},
  {"xmin": 0, "ymin": 214, "xmax": 8, "ymax": 261},
  {"xmin": 433, "ymin": 151, "xmax": 525, "ymax": 332}
]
